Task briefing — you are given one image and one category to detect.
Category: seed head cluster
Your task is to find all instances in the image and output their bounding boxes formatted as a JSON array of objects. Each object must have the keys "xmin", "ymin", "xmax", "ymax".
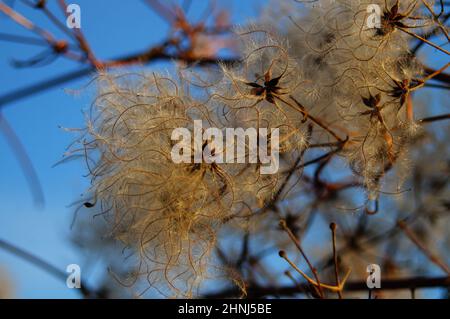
[{"xmin": 73, "ymin": 0, "xmax": 442, "ymax": 296}]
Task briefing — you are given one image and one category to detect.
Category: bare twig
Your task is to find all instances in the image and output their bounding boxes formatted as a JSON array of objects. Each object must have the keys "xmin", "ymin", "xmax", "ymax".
[{"xmin": 0, "ymin": 113, "xmax": 44, "ymax": 206}]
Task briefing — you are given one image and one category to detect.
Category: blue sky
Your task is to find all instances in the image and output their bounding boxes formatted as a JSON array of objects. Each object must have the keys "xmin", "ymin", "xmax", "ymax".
[{"xmin": 0, "ymin": 0, "xmax": 266, "ymax": 298}]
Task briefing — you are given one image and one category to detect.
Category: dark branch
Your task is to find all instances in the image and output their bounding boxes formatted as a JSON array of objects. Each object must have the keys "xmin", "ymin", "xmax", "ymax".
[
  {"xmin": 204, "ymin": 276, "xmax": 450, "ymax": 298},
  {"xmin": 0, "ymin": 238, "xmax": 96, "ymax": 298}
]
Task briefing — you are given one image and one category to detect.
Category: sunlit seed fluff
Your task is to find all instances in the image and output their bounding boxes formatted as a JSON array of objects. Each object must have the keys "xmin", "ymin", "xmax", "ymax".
[
  {"xmin": 260, "ymin": 0, "xmax": 424, "ymax": 193},
  {"xmin": 70, "ymin": 0, "xmax": 439, "ymax": 297},
  {"xmin": 80, "ymin": 72, "xmax": 239, "ymax": 297},
  {"xmin": 212, "ymin": 26, "xmax": 308, "ymax": 153}
]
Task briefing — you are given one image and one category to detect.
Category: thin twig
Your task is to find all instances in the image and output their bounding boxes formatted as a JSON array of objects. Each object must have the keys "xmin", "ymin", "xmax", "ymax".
[
  {"xmin": 279, "ymin": 220, "xmax": 325, "ymax": 298},
  {"xmin": 330, "ymin": 223, "xmax": 342, "ymax": 299},
  {"xmin": 0, "ymin": 113, "xmax": 44, "ymax": 206}
]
